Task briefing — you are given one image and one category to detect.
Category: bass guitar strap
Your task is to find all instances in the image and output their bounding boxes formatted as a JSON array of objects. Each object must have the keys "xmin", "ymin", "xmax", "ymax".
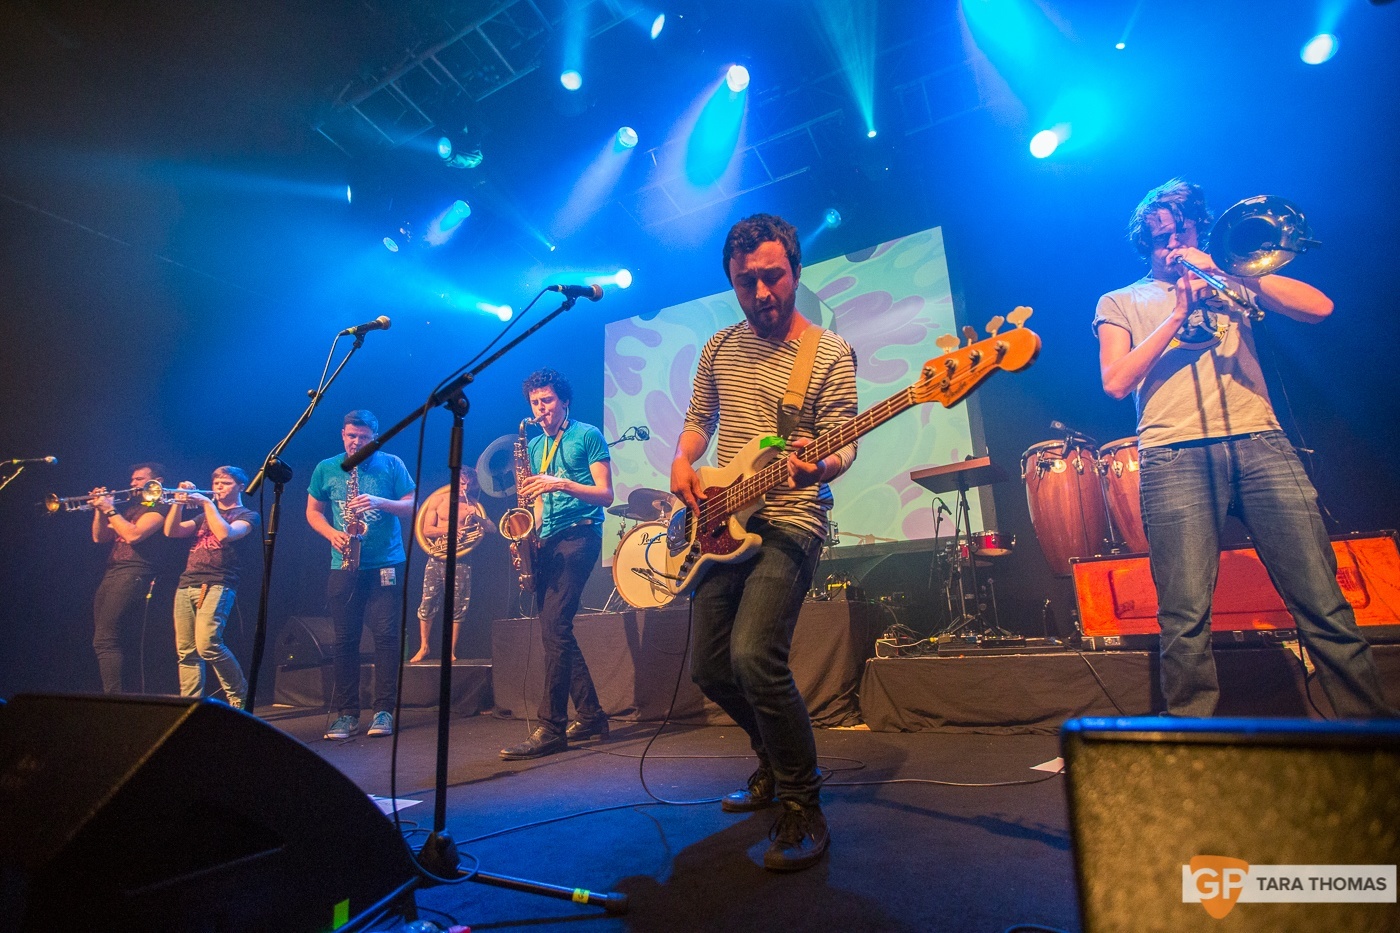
[{"xmin": 777, "ymin": 324, "xmax": 825, "ymax": 441}]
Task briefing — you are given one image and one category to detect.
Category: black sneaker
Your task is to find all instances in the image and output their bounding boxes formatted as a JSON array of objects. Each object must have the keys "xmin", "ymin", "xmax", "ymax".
[
  {"xmin": 565, "ymin": 717, "xmax": 610, "ymax": 742},
  {"xmin": 499, "ymin": 727, "xmax": 568, "ymax": 760},
  {"xmin": 721, "ymin": 765, "xmax": 777, "ymax": 813},
  {"xmin": 763, "ymin": 800, "xmax": 830, "ymax": 872}
]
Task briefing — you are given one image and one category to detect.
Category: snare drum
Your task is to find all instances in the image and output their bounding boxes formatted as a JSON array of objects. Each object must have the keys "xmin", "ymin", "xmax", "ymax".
[
  {"xmin": 959, "ymin": 530, "xmax": 1015, "ymax": 560},
  {"xmin": 1021, "ymin": 439, "xmax": 1110, "ymax": 577},
  {"xmin": 611, "ymin": 521, "xmax": 679, "ymax": 608},
  {"xmin": 1098, "ymin": 436, "xmax": 1149, "ymax": 554}
]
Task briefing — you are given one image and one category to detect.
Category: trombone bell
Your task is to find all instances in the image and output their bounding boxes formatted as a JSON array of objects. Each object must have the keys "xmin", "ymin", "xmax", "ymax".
[{"xmin": 1208, "ymin": 195, "xmax": 1320, "ymax": 278}]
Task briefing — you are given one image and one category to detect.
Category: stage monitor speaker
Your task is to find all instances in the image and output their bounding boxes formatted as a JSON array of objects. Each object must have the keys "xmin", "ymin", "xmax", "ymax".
[
  {"xmin": 276, "ymin": 614, "xmax": 376, "ymax": 668},
  {"xmin": 1063, "ymin": 716, "xmax": 1400, "ymax": 933},
  {"xmin": 0, "ymin": 695, "xmax": 420, "ymax": 933}
]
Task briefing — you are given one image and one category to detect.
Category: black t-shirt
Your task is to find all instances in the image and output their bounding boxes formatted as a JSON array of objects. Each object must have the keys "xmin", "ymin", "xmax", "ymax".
[
  {"xmin": 177, "ymin": 504, "xmax": 260, "ymax": 589},
  {"xmin": 108, "ymin": 502, "xmax": 174, "ymax": 574}
]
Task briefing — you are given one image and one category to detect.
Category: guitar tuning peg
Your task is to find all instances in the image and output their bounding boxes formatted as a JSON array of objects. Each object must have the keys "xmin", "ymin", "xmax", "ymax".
[
  {"xmin": 935, "ymin": 333, "xmax": 960, "ymax": 354},
  {"xmin": 1007, "ymin": 305, "xmax": 1034, "ymax": 328},
  {"xmin": 986, "ymin": 315, "xmax": 1005, "ymax": 336},
  {"xmin": 962, "ymin": 325, "xmax": 977, "ymax": 345}
]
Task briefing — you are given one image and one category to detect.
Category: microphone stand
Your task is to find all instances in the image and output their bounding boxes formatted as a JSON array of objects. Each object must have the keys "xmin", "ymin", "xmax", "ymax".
[
  {"xmin": 342, "ymin": 293, "xmax": 628, "ymax": 915},
  {"xmin": 243, "ymin": 332, "xmax": 368, "ymax": 713}
]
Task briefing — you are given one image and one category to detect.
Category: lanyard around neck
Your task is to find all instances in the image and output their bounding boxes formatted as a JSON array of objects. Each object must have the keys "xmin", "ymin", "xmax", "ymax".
[{"xmin": 540, "ymin": 421, "xmax": 567, "ymax": 476}]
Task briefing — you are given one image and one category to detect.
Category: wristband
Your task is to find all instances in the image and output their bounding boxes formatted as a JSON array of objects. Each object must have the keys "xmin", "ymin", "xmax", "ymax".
[{"xmin": 105, "ymin": 510, "xmax": 119, "ymax": 519}]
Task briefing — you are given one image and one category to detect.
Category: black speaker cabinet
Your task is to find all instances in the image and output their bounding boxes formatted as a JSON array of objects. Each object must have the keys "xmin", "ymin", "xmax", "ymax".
[
  {"xmin": 1063, "ymin": 717, "xmax": 1400, "ymax": 933},
  {"xmin": 0, "ymin": 695, "xmax": 420, "ymax": 932}
]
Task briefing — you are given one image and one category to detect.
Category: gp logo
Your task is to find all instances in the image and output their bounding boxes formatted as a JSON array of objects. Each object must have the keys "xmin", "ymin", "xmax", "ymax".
[{"xmin": 1183, "ymin": 855, "xmax": 1251, "ymax": 919}]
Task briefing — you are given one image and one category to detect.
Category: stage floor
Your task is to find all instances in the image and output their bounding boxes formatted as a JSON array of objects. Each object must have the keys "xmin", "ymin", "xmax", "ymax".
[{"xmin": 269, "ymin": 708, "xmax": 1078, "ymax": 932}]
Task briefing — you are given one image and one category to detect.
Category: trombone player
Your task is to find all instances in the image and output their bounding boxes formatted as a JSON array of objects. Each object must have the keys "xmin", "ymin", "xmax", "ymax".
[
  {"xmin": 1094, "ymin": 178, "xmax": 1393, "ymax": 718},
  {"xmin": 89, "ymin": 462, "xmax": 172, "ymax": 694}
]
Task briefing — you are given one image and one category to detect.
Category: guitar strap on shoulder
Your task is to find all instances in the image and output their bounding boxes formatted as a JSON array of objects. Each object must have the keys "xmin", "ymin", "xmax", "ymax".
[{"xmin": 777, "ymin": 324, "xmax": 825, "ymax": 441}]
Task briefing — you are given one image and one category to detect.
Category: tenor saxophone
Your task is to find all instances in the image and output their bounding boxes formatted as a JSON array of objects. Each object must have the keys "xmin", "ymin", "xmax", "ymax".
[{"xmin": 498, "ymin": 417, "xmax": 540, "ymax": 591}]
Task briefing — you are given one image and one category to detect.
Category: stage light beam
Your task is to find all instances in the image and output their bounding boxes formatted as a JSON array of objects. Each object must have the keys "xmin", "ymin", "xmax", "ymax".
[
  {"xmin": 1029, "ymin": 129, "xmax": 1059, "ymax": 158},
  {"xmin": 726, "ymin": 64, "xmax": 750, "ymax": 93},
  {"xmin": 617, "ymin": 126, "xmax": 639, "ymax": 149},
  {"xmin": 651, "ymin": 14, "xmax": 665, "ymax": 39},
  {"xmin": 561, "ymin": 70, "xmax": 582, "ymax": 91},
  {"xmin": 1301, "ymin": 34, "xmax": 1338, "ymax": 65}
]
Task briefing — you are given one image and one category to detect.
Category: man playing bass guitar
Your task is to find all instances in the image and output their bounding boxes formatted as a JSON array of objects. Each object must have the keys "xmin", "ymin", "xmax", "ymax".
[{"xmin": 671, "ymin": 213, "xmax": 858, "ymax": 872}]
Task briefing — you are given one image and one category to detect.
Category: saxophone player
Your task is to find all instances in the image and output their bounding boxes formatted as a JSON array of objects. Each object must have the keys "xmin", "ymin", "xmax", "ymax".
[
  {"xmin": 499, "ymin": 369, "xmax": 615, "ymax": 761},
  {"xmin": 307, "ymin": 410, "xmax": 416, "ymax": 740}
]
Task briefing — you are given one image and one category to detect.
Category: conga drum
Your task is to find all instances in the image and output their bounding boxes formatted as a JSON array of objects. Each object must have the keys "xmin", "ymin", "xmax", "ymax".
[
  {"xmin": 1098, "ymin": 436, "xmax": 1149, "ymax": 554},
  {"xmin": 1022, "ymin": 440, "xmax": 1110, "ymax": 577}
]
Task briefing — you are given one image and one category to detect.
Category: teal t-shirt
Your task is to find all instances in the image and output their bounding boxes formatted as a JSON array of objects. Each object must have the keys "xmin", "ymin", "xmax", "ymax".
[
  {"xmin": 307, "ymin": 451, "xmax": 415, "ymax": 569},
  {"xmin": 529, "ymin": 420, "xmax": 608, "ymax": 539}
]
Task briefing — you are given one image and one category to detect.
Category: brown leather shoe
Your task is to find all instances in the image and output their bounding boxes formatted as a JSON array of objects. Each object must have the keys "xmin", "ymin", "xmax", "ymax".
[
  {"xmin": 721, "ymin": 765, "xmax": 777, "ymax": 812},
  {"xmin": 565, "ymin": 718, "xmax": 610, "ymax": 741},
  {"xmin": 499, "ymin": 727, "xmax": 568, "ymax": 760}
]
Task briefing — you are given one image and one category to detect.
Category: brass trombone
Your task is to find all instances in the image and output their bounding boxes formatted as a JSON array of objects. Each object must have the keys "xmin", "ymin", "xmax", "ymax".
[{"xmin": 1177, "ymin": 195, "xmax": 1320, "ymax": 320}]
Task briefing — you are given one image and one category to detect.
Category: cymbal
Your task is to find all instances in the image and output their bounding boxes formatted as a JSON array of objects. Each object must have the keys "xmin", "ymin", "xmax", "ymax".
[
  {"xmin": 624, "ymin": 487, "xmax": 673, "ymax": 522},
  {"xmin": 607, "ymin": 503, "xmax": 653, "ymax": 520}
]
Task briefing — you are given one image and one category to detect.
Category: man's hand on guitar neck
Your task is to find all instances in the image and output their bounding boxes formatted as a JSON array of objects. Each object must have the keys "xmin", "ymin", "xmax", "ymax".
[{"xmin": 784, "ymin": 438, "xmax": 829, "ymax": 490}]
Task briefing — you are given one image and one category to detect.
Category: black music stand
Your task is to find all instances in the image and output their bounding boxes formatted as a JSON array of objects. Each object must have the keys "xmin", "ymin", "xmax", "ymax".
[{"xmin": 911, "ymin": 457, "xmax": 1011, "ymax": 640}]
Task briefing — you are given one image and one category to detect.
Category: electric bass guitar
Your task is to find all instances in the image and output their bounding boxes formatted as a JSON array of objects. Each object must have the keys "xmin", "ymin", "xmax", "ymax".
[{"xmin": 659, "ymin": 308, "xmax": 1041, "ymax": 599}]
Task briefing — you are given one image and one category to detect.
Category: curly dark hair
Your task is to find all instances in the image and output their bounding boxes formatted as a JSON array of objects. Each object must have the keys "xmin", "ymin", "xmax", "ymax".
[
  {"xmin": 722, "ymin": 213, "xmax": 802, "ymax": 283},
  {"xmin": 1127, "ymin": 178, "xmax": 1214, "ymax": 258},
  {"xmin": 522, "ymin": 368, "xmax": 572, "ymax": 404}
]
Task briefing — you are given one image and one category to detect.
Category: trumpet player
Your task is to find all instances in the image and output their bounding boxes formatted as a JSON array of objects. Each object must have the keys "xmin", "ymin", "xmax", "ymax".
[
  {"xmin": 1095, "ymin": 178, "xmax": 1393, "ymax": 718},
  {"xmin": 90, "ymin": 462, "xmax": 172, "ymax": 694},
  {"xmin": 163, "ymin": 467, "xmax": 258, "ymax": 710},
  {"xmin": 307, "ymin": 410, "xmax": 415, "ymax": 740},
  {"xmin": 411, "ymin": 466, "xmax": 494, "ymax": 664},
  {"xmin": 500, "ymin": 369, "xmax": 614, "ymax": 761}
]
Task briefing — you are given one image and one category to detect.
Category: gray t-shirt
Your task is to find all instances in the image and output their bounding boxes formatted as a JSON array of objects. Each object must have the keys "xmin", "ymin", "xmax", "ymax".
[{"xmin": 1092, "ymin": 276, "xmax": 1279, "ymax": 448}]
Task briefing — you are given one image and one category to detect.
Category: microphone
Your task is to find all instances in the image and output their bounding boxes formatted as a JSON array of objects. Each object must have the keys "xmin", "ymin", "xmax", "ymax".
[
  {"xmin": 6, "ymin": 456, "xmax": 57, "ymax": 465},
  {"xmin": 339, "ymin": 316, "xmax": 392, "ymax": 336},
  {"xmin": 635, "ymin": 426, "xmax": 650, "ymax": 441},
  {"xmin": 547, "ymin": 284, "xmax": 604, "ymax": 301}
]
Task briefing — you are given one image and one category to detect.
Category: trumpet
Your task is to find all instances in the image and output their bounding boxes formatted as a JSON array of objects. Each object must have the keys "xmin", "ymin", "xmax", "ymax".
[
  {"xmin": 44, "ymin": 483, "xmax": 159, "ymax": 514},
  {"xmin": 148, "ymin": 481, "xmax": 218, "ymax": 505}
]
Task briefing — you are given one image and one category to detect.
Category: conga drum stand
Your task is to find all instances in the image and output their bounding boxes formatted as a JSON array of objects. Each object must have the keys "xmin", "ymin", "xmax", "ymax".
[{"xmin": 911, "ymin": 457, "xmax": 1012, "ymax": 640}]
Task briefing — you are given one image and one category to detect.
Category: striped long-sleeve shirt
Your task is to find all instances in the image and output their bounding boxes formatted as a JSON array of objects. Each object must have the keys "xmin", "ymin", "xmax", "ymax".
[{"xmin": 680, "ymin": 322, "xmax": 859, "ymax": 538}]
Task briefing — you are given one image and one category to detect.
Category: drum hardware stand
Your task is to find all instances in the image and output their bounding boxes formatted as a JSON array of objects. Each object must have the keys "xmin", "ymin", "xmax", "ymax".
[
  {"xmin": 910, "ymin": 457, "xmax": 1014, "ymax": 642},
  {"xmin": 339, "ymin": 290, "xmax": 628, "ymax": 917}
]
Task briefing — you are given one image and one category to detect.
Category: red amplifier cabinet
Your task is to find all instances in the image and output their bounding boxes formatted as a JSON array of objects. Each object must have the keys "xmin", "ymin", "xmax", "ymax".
[{"xmin": 1071, "ymin": 531, "xmax": 1400, "ymax": 637}]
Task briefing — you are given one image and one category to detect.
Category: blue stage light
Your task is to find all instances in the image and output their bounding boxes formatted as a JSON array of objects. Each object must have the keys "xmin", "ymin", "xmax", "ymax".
[
  {"xmin": 726, "ymin": 64, "xmax": 750, "ymax": 93},
  {"xmin": 651, "ymin": 13, "xmax": 665, "ymax": 39},
  {"xmin": 561, "ymin": 70, "xmax": 582, "ymax": 91},
  {"xmin": 383, "ymin": 237, "xmax": 399, "ymax": 252},
  {"xmin": 866, "ymin": 129, "xmax": 877, "ymax": 138},
  {"xmin": 617, "ymin": 126, "xmax": 639, "ymax": 149},
  {"xmin": 441, "ymin": 200, "xmax": 471, "ymax": 232},
  {"xmin": 824, "ymin": 208, "xmax": 842, "ymax": 228},
  {"xmin": 1301, "ymin": 34, "xmax": 1338, "ymax": 65},
  {"xmin": 437, "ymin": 136, "xmax": 453, "ymax": 160},
  {"xmin": 1115, "ymin": 41, "xmax": 1126, "ymax": 50},
  {"xmin": 345, "ymin": 185, "xmax": 353, "ymax": 204},
  {"xmin": 1029, "ymin": 129, "xmax": 1059, "ymax": 158},
  {"xmin": 616, "ymin": 269, "xmax": 633, "ymax": 289}
]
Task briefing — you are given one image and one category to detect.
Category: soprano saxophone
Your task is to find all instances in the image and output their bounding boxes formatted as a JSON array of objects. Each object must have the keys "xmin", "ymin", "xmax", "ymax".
[
  {"xmin": 340, "ymin": 466, "xmax": 367, "ymax": 573},
  {"xmin": 498, "ymin": 417, "xmax": 540, "ymax": 591}
]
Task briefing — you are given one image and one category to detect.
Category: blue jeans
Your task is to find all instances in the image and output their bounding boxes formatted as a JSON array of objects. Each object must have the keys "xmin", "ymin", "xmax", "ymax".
[
  {"xmin": 173, "ymin": 584, "xmax": 246, "ymax": 704},
  {"xmin": 327, "ymin": 564, "xmax": 404, "ymax": 717},
  {"xmin": 690, "ymin": 518, "xmax": 824, "ymax": 806},
  {"xmin": 1139, "ymin": 432, "xmax": 1391, "ymax": 717},
  {"xmin": 534, "ymin": 528, "xmax": 605, "ymax": 734}
]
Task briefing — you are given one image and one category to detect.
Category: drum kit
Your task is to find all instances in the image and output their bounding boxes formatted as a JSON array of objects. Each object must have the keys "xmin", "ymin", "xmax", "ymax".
[
  {"xmin": 606, "ymin": 486, "xmax": 682, "ymax": 610},
  {"xmin": 1021, "ymin": 432, "xmax": 1147, "ymax": 576},
  {"xmin": 910, "ymin": 457, "xmax": 1017, "ymax": 639}
]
